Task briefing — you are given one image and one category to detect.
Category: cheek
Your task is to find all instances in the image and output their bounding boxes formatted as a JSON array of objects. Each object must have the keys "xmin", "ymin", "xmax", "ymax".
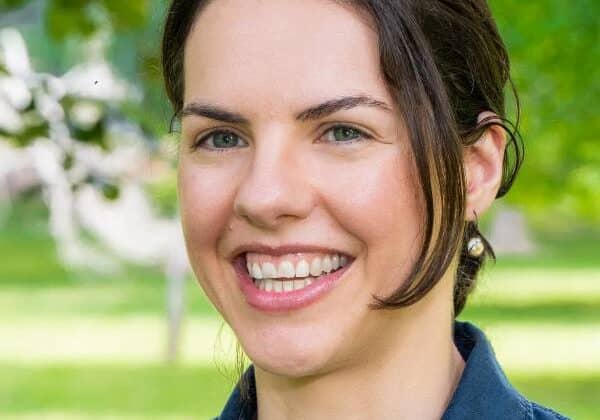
[
  {"xmin": 177, "ymin": 161, "xmax": 236, "ymax": 296},
  {"xmin": 178, "ymin": 166, "xmax": 229, "ymax": 246},
  {"xmin": 323, "ymin": 152, "xmax": 420, "ymax": 238},
  {"xmin": 316, "ymin": 152, "xmax": 422, "ymax": 289}
]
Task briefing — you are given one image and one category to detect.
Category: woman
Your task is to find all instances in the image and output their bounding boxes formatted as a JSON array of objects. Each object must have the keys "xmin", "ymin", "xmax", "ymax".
[{"xmin": 162, "ymin": 0, "xmax": 568, "ymax": 418}]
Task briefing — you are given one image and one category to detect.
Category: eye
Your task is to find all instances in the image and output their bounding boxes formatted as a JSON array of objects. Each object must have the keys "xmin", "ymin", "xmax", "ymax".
[
  {"xmin": 192, "ymin": 130, "xmax": 247, "ymax": 151},
  {"xmin": 321, "ymin": 125, "xmax": 372, "ymax": 144}
]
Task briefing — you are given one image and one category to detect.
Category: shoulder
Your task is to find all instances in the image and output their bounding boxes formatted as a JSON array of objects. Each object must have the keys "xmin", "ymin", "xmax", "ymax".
[{"xmin": 445, "ymin": 321, "xmax": 572, "ymax": 420}]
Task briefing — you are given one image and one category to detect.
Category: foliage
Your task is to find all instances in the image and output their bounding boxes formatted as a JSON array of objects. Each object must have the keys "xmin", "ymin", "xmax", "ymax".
[
  {"xmin": 46, "ymin": 0, "xmax": 149, "ymax": 38},
  {"xmin": 490, "ymin": 0, "xmax": 600, "ymax": 224},
  {"xmin": 1, "ymin": 0, "xmax": 598, "ymax": 226},
  {"xmin": 0, "ymin": 0, "xmax": 26, "ymax": 8},
  {"xmin": 1, "ymin": 0, "xmax": 150, "ymax": 37},
  {"xmin": 145, "ymin": 167, "xmax": 179, "ymax": 217}
]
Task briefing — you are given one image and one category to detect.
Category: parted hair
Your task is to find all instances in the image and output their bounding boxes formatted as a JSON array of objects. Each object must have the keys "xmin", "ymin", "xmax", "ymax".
[{"xmin": 161, "ymin": 0, "xmax": 523, "ymax": 317}]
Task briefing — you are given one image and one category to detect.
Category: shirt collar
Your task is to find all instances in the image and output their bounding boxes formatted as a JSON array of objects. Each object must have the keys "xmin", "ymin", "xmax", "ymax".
[
  {"xmin": 217, "ymin": 321, "xmax": 530, "ymax": 420},
  {"xmin": 442, "ymin": 320, "xmax": 530, "ymax": 419}
]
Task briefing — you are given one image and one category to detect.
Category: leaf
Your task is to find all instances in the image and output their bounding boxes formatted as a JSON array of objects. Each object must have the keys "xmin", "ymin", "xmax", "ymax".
[
  {"xmin": 45, "ymin": 1, "xmax": 98, "ymax": 39},
  {"xmin": 100, "ymin": 0, "xmax": 150, "ymax": 31},
  {"xmin": 0, "ymin": 0, "xmax": 30, "ymax": 10}
]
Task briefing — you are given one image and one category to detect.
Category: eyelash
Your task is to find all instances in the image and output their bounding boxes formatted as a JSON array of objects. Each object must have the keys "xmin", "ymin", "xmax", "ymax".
[{"xmin": 191, "ymin": 124, "xmax": 373, "ymax": 152}]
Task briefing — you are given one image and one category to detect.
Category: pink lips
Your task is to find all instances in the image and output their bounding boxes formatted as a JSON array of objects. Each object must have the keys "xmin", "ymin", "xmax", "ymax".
[{"xmin": 233, "ymin": 255, "xmax": 351, "ymax": 312}]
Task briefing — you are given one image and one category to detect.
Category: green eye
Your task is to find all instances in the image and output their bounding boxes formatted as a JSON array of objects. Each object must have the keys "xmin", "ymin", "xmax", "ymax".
[
  {"xmin": 211, "ymin": 132, "xmax": 240, "ymax": 148},
  {"xmin": 325, "ymin": 126, "xmax": 369, "ymax": 144},
  {"xmin": 194, "ymin": 130, "xmax": 245, "ymax": 151}
]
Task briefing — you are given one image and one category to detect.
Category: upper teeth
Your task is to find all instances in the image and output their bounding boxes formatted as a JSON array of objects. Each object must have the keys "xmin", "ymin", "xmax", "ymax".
[{"xmin": 246, "ymin": 253, "xmax": 349, "ymax": 280}]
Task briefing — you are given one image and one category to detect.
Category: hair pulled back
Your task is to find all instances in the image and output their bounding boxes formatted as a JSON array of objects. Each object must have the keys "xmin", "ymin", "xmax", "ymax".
[{"xmin": 161, "ymin": 0, "xmax": 523, "ymax": 317}]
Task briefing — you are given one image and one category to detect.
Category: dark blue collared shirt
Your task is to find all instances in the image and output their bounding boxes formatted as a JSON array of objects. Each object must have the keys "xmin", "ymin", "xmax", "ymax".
[{"xmin": 216, "ymin": 321, "xmax": 570, "ymax": 419}]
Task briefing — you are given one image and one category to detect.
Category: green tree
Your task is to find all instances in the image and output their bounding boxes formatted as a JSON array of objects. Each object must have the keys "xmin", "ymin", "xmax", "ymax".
[
  {"xmin": 490, "ymin": 0, "xmax": 600, "ymax": 226},
  {"xmin": 3, "ymin": 0, "xmax": 598, "ymax": 226}
]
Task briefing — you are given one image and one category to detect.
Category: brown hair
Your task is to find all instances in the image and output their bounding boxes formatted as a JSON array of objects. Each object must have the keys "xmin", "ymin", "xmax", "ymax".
[{"xmin": 161, "ymin": 0, "xmax": 523, "ymax": 317}]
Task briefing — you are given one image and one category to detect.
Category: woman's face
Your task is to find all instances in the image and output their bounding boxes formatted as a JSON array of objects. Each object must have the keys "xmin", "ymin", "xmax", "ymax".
[{"xmin": 179, "ymin": 0, "xmax": 426, "ymax": 376}]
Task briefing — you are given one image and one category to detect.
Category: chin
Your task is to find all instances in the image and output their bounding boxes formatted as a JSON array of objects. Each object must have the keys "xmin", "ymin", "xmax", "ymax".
[
  {"xmin": 241, "ymin": 332, "xmax": 335, "ymax": 378},
  {"xmin": 252, "ymin": 352, "xmax": 327, "ymax": 379}
]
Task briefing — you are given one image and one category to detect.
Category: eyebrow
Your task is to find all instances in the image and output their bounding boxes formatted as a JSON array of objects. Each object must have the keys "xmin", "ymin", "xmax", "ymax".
[
  {"xmin": 180, "ymin": 95, "xmax": 392, "ymax": 124},
  {"xmin": 295, "ymin": 95, "xmax": 391, "ymax": 121},
  {"xmin": 181, "ymin": 102, "xmax": 249, "ymax": 124}
]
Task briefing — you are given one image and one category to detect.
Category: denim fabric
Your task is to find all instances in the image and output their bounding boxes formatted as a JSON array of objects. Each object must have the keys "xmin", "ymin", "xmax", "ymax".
[{"xmin": 215, "ymin": 321, "xmax": 570, "ymax": 419}]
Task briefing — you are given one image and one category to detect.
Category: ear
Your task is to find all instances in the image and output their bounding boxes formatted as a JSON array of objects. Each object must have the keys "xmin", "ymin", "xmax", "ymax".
[{"xmin": 464, "ymin": 112, "xmax": 506, "ymax": 221}]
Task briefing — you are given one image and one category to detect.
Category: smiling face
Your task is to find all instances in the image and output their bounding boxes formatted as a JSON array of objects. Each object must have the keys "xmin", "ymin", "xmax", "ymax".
[{"xmin": 179, "ymin": 0, "xmax": 430, "ymax": 376}]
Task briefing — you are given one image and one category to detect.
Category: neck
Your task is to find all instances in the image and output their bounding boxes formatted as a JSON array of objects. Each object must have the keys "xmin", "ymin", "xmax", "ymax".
[{"xmin": 254, "ymin": 275, "xmax": 465, "ymax": 420}]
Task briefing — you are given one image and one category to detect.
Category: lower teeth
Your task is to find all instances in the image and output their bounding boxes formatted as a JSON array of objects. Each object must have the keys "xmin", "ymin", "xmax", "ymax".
[{"xmin": 253, "ymin": 276, "xmax": 316, "ymax": 292}]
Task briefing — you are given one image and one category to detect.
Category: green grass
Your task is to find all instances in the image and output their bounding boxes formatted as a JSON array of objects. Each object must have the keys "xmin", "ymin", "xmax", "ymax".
[
  {"xmin": 463, "ymin": 299, "xmax": 600, "ymax": 324},
  {"xmin": 1, "ymin": 365, "xmax": 596, "ymax": 419},
  {"xmin": 1, "ymin": 197, "xmax": 599, "ymax": 419},
  {"xmin": 512, "ymin": 373, "xmax": 600, "ymax": 420},
  {"xmin": 493, "ymin": 229, "xmax": 600, "ymax": 270},
  {"xmin": 0, "ymin": 363, "xmax": 233, "ymax": 418}
]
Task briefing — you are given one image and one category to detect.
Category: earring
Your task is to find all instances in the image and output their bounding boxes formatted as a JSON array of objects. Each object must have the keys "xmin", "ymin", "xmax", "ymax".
[{"xmin": 467, "ymin": 236, "xmax": 485, "ymax": 257}]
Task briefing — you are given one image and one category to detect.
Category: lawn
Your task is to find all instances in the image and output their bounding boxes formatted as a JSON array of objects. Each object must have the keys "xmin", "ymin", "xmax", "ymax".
[{"xmin": 1, "ymin": 198, "xmax": 599, "ymax": 419}]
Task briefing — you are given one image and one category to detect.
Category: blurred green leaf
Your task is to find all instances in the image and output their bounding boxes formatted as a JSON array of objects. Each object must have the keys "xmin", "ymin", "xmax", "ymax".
[
  {"xmin": 100, "ymin": 0, "xmax": 149, "ymax": 30},
  {"xmin": 100, "ymin": 182, "xmax": 119, "ymax": 201},
  {"xmin": 489, "ymin": 0, "xmax": 600, "ymax": 225},
  {"xmin": 45, "ymin": 1, "xmax": 98, "ymax": 39},
  {"xmin": 2, "ymin": 0, "xmax": 599, "ymax": 227},
  {"xmin": 0, "ymin": 0, "xmax": 29, "ymax": 10}
]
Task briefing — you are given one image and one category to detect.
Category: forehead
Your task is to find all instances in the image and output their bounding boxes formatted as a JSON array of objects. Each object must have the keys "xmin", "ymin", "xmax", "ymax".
[{"xmin": 183, "ymin": 0, "xmax": 390, "ymax": 115}]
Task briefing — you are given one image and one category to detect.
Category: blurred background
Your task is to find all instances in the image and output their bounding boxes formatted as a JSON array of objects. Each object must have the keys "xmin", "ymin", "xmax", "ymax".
[{"xmin": 0, "ymin": 0, "xmax": 598, "ymax": 418}]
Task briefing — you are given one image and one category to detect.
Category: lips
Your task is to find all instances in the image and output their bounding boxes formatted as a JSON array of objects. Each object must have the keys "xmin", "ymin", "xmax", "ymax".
[{"xmin": 233, "ymin": 253, "xmax": 353, "ymax": 312}]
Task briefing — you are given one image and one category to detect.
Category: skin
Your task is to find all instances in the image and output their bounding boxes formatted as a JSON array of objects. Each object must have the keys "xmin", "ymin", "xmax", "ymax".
[{"xmin": 178, "ymin": 0, "xmax": 506, "ymax": 418}]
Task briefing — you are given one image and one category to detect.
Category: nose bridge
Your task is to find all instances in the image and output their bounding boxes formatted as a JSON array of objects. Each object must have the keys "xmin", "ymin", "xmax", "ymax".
[{"xmin": 233, "ymin": 130, "xmax": 312, "ymax": 229}]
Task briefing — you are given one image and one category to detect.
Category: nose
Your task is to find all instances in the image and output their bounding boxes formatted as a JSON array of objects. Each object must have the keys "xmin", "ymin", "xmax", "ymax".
[{"xmin": 233, "ymin": 136, "xmax": 314, "ymax": 230}]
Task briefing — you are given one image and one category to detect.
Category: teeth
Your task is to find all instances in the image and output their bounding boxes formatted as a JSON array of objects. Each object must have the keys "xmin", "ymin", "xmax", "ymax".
[
  {"xmin": 340, "ymin": 255, "xmax": 348, "ymax": 267},
  {"xmin": 322, "ymin": 255, "xmax": 332, "ymax": 273},
  {"xmin": 246, "ymin": 253, "xmax": 351, "ymax": 281},
  {"xmin": 331, "ymin": 254, "xmax": 340, "ymax": 270},
  {"xmin": 295, "ymin": 260, "xmax": 310, "ymax": 277},
  {"xmin": 251, "ymin": 263, "xmax": 263, "ymax": 280},
  {"xmin": 253, "ymin": 278, "xmax": 314, "ymax": 293},
  {"xmin": 262, "ymin": 262, "xmax": 277, "ymax": 278},
  {"xmin": 264, "ymin": 279, "xmax": 274, "ymax": 292},
  {"xmin": 310, "ymin": 258, "xmax": 322, "ymax": 276},
  {"xmin": 277, "ymin": 261, "xmax": 295, "ymax": 278}
]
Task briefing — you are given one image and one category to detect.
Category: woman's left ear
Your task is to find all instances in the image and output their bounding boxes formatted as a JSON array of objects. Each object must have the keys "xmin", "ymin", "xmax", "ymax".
[{"xmin": 464, "ymin": 111, "xmax": 507, "ymax": 221}]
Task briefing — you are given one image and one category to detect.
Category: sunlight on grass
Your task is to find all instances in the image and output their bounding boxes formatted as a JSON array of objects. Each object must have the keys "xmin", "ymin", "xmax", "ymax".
[
  {"xmin": 2, "ymin": 314, "xmax": 599, "ymax": 378},
  {"xmin": 0, "ymin": 277, "xmax": 218, "ymax": 317},
  {"xmin": 1, "ymin": 363, "xmax": 597, "ymax": 420},
  {"xmin": 485, "ymin": 323, "xmax": 600, "ymax": 374},
  {"xmin": 511, "ymin": 372, "xmax": 600, "ymax": 420},
  {"xmin": 0, "ymin": 316, "xmax": 236, "ymax": 365},
  {"xmin": 473, "ymin": 268, "xmax": 600, "ymax": 304},
  {"xmin": 0, "ymin": 364, "xmax": 233, "ymax": 418}
]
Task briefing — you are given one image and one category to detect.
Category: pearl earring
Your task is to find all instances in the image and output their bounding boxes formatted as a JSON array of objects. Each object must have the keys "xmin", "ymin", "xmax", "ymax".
[{"xmin": 467, "ymin": 236, "xmax": 485, "ymax": 257}]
